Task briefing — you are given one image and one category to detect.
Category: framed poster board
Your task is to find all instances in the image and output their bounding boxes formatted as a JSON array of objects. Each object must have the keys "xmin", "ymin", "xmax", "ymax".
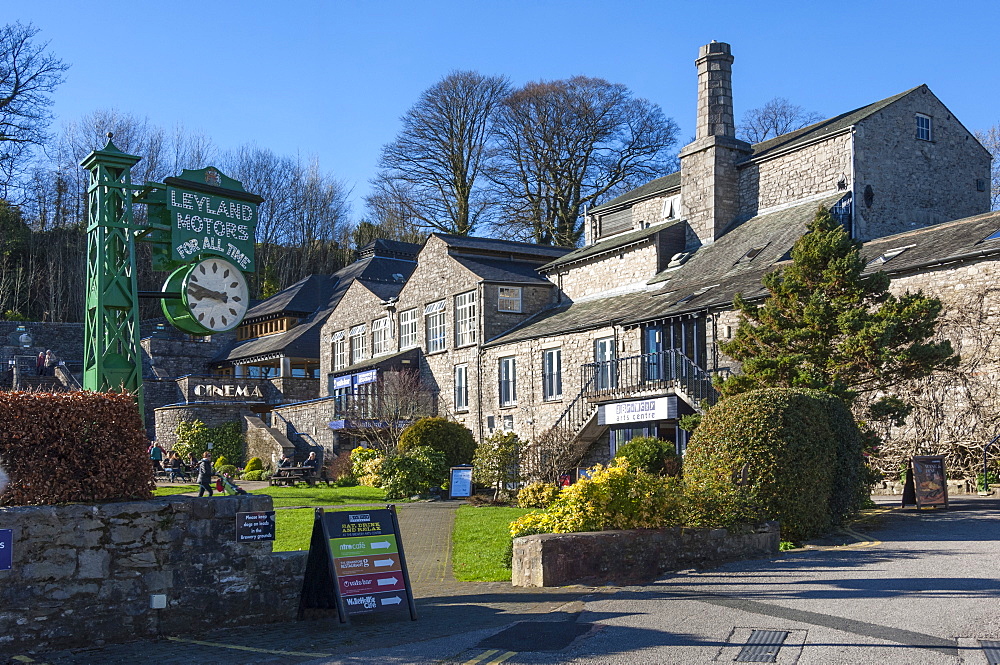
[
  {"xmin": 236, "ymin": 511, "xmax": 275, "ymax": 542},
  {"xmin": 449, "ymin": 466, "xmax": 473, "ymax": 499},
  {"xmin": 912, "ymin": 455, "xmax": 948, "ymax": 509},
  {"xmin": 298, "ymin": 506, "xmax": 417, "ymax": 623}
]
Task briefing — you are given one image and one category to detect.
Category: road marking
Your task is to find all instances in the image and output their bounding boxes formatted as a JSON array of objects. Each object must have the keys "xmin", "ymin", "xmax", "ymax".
[
  {"xmin": 165, "ymin": 636, "xmax": 331, "ymax": 657},
  {"xmin": 464, "ymin": 649, "xmax": 500, "ymax": 664},
  {"xmin": 488, "ymin": 651, "xmax": 517, "ymax": 664},
  {"xmin": 12, "ymin": 657, "xmax": 50, "ymax": 664}
]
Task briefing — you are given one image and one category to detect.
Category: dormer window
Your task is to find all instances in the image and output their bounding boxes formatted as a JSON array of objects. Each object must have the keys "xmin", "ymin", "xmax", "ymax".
[
  {"xmin": 674, "ymin": 284, "xmax": 718, "ymax": 306},
  {"xmin": 916, "ymin": 114, "xmax": 932, "ymax": 141}
]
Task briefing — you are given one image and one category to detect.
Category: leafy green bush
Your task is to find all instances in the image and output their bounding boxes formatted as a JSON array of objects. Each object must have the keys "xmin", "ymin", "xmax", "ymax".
[
  {"xmin": 242, "ymin": 470, "xmax": 264, "ymax": 481},
  {"xmin": 398, "ymin": 417, "xmax": 476, "ymax": 468},
  {"xmin": 244, "ymin": 457, "xmax": 263, "ymax": 472},
  {"xmin": 380, "ymin": 446, "xmax": 448, "ymax": 500},
  {"xmin": 614, "ymin": 436, "xmax": 679, "ymax": 475},
  {"xmin": 473, "ymin": 430, "xmax": 522, "ymax": 500},
  {"xmin": 684, "ymin": 388, "xmax": 863, "ymax": 542},
  {"xmin": 213, "ymin": 455, "xmax": 229, "ymax": 470},
  {"xmin": 350, "ymin": 447, "xmax": 384, "ymax": 487},
  {"xmin": 174, "ymin": 420, "xmax": 244, "ymax": 467},
  {"xmin": 218, "ymin": 464, "xmax": 237, "ymax": 477},
  {"xmin": 517, "ymin": 482, "xmax": 560, "ymax": 509}
]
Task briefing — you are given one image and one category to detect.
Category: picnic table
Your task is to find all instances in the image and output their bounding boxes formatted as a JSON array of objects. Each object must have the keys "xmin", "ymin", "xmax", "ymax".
[{"xmin": 269, "ymin": 466, "xmax": 317, "ymax": 486}]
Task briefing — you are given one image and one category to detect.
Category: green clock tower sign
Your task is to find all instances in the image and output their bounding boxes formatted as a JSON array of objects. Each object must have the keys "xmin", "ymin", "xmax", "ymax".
[{"xmin": 81, "ymin": 137, "xmax": 262, "ymax": 419}]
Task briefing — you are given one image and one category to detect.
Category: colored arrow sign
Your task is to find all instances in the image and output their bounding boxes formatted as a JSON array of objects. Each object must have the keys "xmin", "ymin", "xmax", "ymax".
[
  {"xmin": 329, "ymin": 534, "xmax": 398, "ymax": 557},
  {"xmin": 381, "ymin": 596, "xmax": 403, "ymax": 606},
  {"xmin": 371, "ymin": 541, "xmax": 391, "ymax": 550},
  {"xmin": 377, "ymin": 576, "xmax": 398, "ymax": 586},
  {"xmin": 340, "ymin": 571, "xmax": 406, "ymax": 596},
  {"xmin": 374, "ymin": 558, "xmax": 394, "ymax": 567}
]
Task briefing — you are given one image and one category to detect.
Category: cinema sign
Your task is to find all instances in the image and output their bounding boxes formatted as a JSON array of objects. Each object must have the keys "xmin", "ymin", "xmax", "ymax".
[{"xmin": 189, "ymin": 382, "xmax": 266, "ymax": 401}]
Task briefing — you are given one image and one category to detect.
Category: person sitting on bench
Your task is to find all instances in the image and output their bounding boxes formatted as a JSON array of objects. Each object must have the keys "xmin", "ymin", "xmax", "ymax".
[
  {"xmin": 274, "ymin": 454, "xmax": 293, "ymax": 477},
  {"xmin": 301, "ymin": 452, "xmax": 319, "ymax": 482}
]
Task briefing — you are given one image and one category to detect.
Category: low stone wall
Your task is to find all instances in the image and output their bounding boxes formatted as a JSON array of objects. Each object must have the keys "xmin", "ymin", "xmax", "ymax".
[
  {"xmin": 0, "ymin": 495, "xmax": 307, "ymax": 654},
  {"xmin": 512, "ymin": 521, "xmax": 780, "ymax": 587}
]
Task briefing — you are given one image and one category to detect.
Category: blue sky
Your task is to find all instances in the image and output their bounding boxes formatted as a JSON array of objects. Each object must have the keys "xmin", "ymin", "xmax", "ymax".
[{"xmin": 15, "ymin": 0, "xmax": 1000, "ymax": 217}]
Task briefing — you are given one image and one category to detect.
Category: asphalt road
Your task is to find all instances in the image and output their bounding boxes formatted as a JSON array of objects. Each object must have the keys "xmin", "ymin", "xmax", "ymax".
[{"xmin": 319, "ymin": 495, "xmax": 1000, "ymax": 665}]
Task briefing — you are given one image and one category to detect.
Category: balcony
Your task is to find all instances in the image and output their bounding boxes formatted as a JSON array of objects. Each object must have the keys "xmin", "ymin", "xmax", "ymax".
[{"xmin": 581, "ymin": 350, "xmax": 725, "ymax": 408}]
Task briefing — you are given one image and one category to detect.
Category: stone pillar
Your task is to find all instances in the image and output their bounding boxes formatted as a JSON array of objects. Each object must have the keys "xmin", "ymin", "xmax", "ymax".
[{"xmin": 679, "ymin": 41, "xmax": 751, "ymax": 246}]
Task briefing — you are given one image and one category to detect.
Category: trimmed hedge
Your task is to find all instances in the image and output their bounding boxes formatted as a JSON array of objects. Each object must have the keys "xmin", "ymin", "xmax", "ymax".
[
  {"xmin": 614, "ymin": 436, "xmax": 680, "ymax": 476},
  {"xmin": 398, "ymin": 417, "xmax": 476, "ymax": 468},
  {"xmin": 174, "ymin": 420, "xmax": 244, "ymax": 467},
  {"xmin": 684, "ymin": 388, "xmax": 864, "ymax": 542},
  {"xmin": 0, "ymin": 391, "xmax": 153, "ymax": 506}
]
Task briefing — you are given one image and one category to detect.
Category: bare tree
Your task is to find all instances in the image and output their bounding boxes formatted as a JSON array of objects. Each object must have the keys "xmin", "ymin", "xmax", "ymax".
[
  {"xmin": 342, "ymin": 370, "xmax": 437, "ymax": 452},
  {"xmin": 491, "ymin": 76, "xmax": 679, "ymax": 247},
  {"xmin": 737, "ymin": 97, "xmax": 823, "ymax": 144},
  {"xmin": 374, "ymin": 71, "xmax": 510, "ymax": 236},
  {"xmin": 975, "ymin": 124, "xmax": 1000, "ymax": 210},
  {"xmin": 0, "ymin": 22, "xmax": 68, "ymax": 198}
]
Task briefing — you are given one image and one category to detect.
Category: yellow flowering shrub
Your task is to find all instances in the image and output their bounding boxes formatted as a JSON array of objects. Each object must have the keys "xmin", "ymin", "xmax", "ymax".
[
  {"xmin": 517, "ymin": 482, "xmax": 561, "ymax": 509},
  {"xmin": 510, "ymin": 460, "xmax": 686, "ymax": 538}
]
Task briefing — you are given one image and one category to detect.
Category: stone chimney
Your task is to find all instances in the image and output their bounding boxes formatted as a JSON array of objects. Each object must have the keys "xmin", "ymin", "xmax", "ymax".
[{"xmin": 679, "ymin": 41, "xmax": 751, "ymax": 246}]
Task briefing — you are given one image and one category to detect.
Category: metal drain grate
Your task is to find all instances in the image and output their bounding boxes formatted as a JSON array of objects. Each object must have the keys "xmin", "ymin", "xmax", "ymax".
[
  {"xmin": 735, "ymin": 630, "xmax": 789, "ymax": 663},
  {"xmin": 982, "ymin": 640, "xmax": 1000, "ymax": 665}
]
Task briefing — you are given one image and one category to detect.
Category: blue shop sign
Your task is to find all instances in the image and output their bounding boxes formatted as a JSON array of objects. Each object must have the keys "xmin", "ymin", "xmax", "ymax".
[
  {"xmin": 332, "ymin": 375, "xmax": 352, "ymax": 389},
  {"xmin": 331, "ymin": 369, "xmax": 379, "ymax": 390},
  {"xmin": 356, "ymin": 369, "xmax": 377, "ymax": 385},
  {"xmin": 0, "ymin": 529, "xmax": 11, "ymax": 571}
]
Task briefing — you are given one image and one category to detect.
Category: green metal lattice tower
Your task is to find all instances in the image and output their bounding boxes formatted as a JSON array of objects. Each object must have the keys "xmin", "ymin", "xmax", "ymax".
[{"xmin": 81, "ymin": 138, "xmax": 144, "ymax": 417}]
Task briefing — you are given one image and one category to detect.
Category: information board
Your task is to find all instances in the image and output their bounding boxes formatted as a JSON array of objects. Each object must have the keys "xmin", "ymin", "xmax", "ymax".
[
  {"xmin": 912, "ymin": 455, "xmax": 949, "ymax": 508},
  {"xmin": 236, "ymin": 511, "xmax": 276, "ymax": 542},
  {"xmin": 0, "ymin": 529, "xmax": 10, "ymax": 571},
  {"xmin": 449, "ymin": 466, "xmax": 473, "ymax": 499},
  {"xmin": 298, "ymin": 506, "xmax": 416, "ymax": 623}
]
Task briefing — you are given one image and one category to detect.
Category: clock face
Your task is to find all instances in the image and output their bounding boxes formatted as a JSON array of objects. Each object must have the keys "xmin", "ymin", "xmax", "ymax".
[{"xmin": 183, "ymin": 257, "xmax": 249, "ymax": 332}]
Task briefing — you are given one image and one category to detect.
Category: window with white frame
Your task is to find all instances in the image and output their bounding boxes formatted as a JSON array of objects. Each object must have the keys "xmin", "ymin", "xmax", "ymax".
[
  {"xmin": 399, "ymin": 308, "xmax": 418, "ymax": 349},
  {"xmin": 499, "ymin": 356, "xmax": 517, "ymax": 406},
  {"xmin": 454, "ymin": 364, "xmax": 468, "ymax": 411},
  {"xmin": 332, "ymin": 330, "xmax": 347, "ymax": 370},
  {"xmin": 542, "ymin": 348, "xmax": 562, "ymax": 401},
  {"xmin": 454, "ymin": 291, "xmax": 477, "ymax": 347},
  {"xmin": 350, "ymin": 324, "xmax": 367, "ymax": 364},
  {"xmin": 916, "ymin": 113, "xmax": 932, "ymax": 141},
  {"xmin": 371, "ymin": 316, "xmax": 392, "ymax": 356},
  {"xmin": 424, "ymin": 300, "xmax": 446, "ymax": 353},
  {"xmin": 498, "ymin": 286, "xmax": 522, "ymax": 313}
]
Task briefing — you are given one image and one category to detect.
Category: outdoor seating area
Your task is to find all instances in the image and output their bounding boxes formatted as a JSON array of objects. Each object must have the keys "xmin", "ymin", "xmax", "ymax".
[{"xmin": 268, "ymin": 466, "xmax": 330, "ymax": 487}]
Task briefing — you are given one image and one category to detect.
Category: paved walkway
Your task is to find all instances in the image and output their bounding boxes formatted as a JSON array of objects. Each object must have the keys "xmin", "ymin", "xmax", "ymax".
[{"xmin": 23, "ymin": 497, "xmax": 592, "ymax": 665}]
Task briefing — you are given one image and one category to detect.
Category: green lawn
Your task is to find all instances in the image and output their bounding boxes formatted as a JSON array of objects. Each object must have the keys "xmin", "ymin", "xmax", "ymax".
[
  {"xmin": 273, "ymin": 507, "xmax": 316, "ymax": 552},
  {"xmin": 253, "ymin": 484, "xmax": 386, "ymax": 508},
  {"xmin": 153, "ymin": 485, "xmax": 200, "ymax": 496},
  {"xmin": 451, "ymin": 505, "xmax": 534, "ymax": 582}
]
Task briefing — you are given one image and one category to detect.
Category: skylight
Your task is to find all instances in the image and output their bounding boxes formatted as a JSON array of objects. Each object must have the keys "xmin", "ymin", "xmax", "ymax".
[
  {"xmin": 735, "ymin": 244, "xmax": 768, "ymax": 265},
  {"xmin": 674, "ymin": 284, "xmax": 719, "ymax": 306},
  {"xmin": 984, "ymin": 228, "xmax": 1000, "ymax": 242},
  {"xmin": 865, "ymin": 245, "xmax": 914, "ymax": 269}
]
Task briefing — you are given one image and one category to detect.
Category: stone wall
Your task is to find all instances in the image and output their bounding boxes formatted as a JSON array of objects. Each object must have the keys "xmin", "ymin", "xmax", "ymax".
[
  {"xmin": 512, "ymin": 521, "xmax": 780, "ymax": 587},
  {"xmin": 853, "ymin": 87, "xmax": 990, "ymax": 241},
  {"xmin": 0, "ymin": 322, "xmax": 84, "ymax": 365},
  {"xmin": 273, "ymin": 398, "xmax": 339, "ymax": 455},
  {"xmin": 552, "ymin": 242, "xmax": 660, "ymax": 302},
  {"xmin": 0, "ymin": 495, "xmax": 306, "ymax": 654},
  {"xmin": 153, "ymin": 403, "xmax": 259, "ymax": 450},
  {"xmin": 738, "ymin": 133, "xmax": 850, "ymax": 222}
]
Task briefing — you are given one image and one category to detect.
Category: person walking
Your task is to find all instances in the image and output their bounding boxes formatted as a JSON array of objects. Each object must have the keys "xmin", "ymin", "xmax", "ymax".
[
  {"xmin": 43, "ymin": 350, "xmax": 58, "ymax": 377},
  {"xmin": 196, "ymin": 451, "xmax": 215, "ymax": 498},
  {"xmin": 35, "ymin": 351, "xmax": 44, "ymax": 376}
]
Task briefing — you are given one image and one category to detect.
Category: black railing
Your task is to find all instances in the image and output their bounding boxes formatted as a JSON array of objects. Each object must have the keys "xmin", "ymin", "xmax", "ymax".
[
  {"xmin": 550, "ymin": 374, "xmax": 598, "ymax": 441},
  {"xmin": 581, "ymin": 350, "xmax": 722, "ymax": 407}
]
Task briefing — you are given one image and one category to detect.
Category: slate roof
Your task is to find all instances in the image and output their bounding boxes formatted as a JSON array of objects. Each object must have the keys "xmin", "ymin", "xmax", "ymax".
[
  {"xmin": 435, "ymin": 233, "xmax": 571, "ymax": 259},
  {"xmin": 486, "ymin": 195, "xmax": 847, "ymax": 345},
  {"xmin": 452, "ymin": 256, "xmax": 554, "ymax": 284},
  {"xmin": 244, "ymin": 274, "xmax": 339, "ymax": 320},
  {"xmin": 589, "ymin": 172, "xmax": 682, "ymax": 214},
  {"xmin": 541, "ymin": 220, "xmax": 683, "ymax": 272},
  {"xmin": 859, "ymin": 210, "xmax": 1000, "ymax": 276},
  {"xmin": 211, "ymin": 251, "xmax": 418, "ymax": 366}
]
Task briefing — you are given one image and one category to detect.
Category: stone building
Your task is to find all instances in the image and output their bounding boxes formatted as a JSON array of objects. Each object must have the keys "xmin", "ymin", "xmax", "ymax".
[{"xmin": 286, "ymin": 40, "xmax": 992, "ymax": 473}]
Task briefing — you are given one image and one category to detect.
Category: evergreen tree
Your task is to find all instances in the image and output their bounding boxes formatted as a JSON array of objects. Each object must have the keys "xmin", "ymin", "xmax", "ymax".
[{"xmin": 718, "ymin": 206, "xmax": 957, "ymax": 424}]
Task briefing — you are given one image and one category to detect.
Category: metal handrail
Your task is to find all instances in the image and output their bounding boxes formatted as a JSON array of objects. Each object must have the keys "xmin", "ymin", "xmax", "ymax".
[{"xmin": 580, "ymin": 349, "xmax": 721, "ymax": 407}]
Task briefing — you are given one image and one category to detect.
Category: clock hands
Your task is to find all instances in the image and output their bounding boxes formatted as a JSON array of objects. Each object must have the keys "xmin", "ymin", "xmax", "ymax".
[{"xmin": 188, "ymin": 283, "xmax": 229, "ymax": 303}]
